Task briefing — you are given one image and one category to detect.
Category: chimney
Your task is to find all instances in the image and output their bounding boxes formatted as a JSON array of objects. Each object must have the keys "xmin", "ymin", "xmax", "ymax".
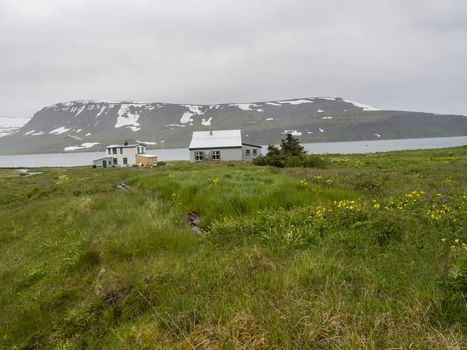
[{"xmin": 124, "ymin": 140, "xmax": 128, "ymax": 146}]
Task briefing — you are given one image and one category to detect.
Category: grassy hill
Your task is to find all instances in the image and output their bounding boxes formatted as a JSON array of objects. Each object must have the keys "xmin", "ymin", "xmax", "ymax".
[{"xmin": 0, "ymin": 147, "xmax": 466, "ymax": 349}]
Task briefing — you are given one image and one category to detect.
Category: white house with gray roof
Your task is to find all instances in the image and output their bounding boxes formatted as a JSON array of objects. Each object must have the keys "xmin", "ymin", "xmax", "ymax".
[
  {"xmin": 103, "ymin": 141, "xmax": 146, "ymax": 166},
  {"xmin": 188, "ymin": 129, "xmax": 262, "ymax": 162}
]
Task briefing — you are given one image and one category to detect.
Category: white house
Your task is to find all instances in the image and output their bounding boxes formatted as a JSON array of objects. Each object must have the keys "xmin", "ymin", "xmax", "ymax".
[
  {"xmin": 188, "ymin": 129, "xmax": 262, "ymax": 162},
  {"xmin": 103, "ymin": 141, "xmax": 147, "ymax": 167}
]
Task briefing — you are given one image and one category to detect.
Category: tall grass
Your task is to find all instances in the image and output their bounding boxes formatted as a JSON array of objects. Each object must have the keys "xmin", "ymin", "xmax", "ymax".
[{"xmin": 128, "ymin": 165, "xmax": 358, "ymax": 226}]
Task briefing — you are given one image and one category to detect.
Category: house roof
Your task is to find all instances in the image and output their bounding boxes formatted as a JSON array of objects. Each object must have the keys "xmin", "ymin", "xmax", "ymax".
[
  {"xmin": 242, "ymin": 142, "xmax": 262, "ymax": 148},
  {"xmin": 93, "ymin": 157, "xmax": 113, "ymax": 162},
  {"xmin": 136, "ymin": 154, "xmax": 157, "ymax": 158},
  {"xmin": 189, "ymin": 130, "xmax": 242, "ymax": 149},
  {"xmin": 106, "ymin": 143, "xmax": 145, "ymax": 149}
]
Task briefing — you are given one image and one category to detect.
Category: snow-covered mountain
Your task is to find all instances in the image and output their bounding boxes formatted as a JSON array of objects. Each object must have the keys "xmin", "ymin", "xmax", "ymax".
[
  {"xmin": 0, "ymin": 116, "xmax": 31, "ymax": 138},
  {"xmin": 0, "ymin": 97, "xmax": 466, "ymax": 154}
]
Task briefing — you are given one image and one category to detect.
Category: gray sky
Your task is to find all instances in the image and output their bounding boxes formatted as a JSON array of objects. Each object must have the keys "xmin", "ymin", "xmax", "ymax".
[{"xmin": 1, "ymin": 0, "xmax": 466, "ymax": 117}]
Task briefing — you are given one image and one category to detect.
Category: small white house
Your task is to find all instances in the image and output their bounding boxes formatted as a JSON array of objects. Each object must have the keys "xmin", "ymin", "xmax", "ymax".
[
  {"xmin": 104, "ymin": 142, "xmax": 147, "ymax": 167},
  {"xmin": 188, "ymin": 129, "xmax": 262, "ymax": 162}
]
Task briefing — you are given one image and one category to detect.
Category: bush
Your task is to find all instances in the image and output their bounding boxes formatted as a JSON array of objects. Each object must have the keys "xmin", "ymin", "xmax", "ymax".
[{"xmin": 253, "ymin": 134, "xmax": 326, "ymax": 168}]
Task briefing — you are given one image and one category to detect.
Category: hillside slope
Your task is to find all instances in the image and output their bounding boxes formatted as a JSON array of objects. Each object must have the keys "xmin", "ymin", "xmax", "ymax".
[{"xmin": 0, "ymin": 97, "xmax": 466, "ymax": 154}]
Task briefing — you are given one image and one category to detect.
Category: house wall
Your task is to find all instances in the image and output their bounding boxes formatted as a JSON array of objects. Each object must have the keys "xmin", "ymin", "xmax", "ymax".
[
  {"xmin": 105, "ymin": 146, "xmax": 146, "ymax": 166},
  {"xmin": 189, "ymin": 147, "xmax": 242, "ymax": 162},
  {"xmin": 93, "ymin": 157, "xmax": 113, "ymax": 168},
  {"xmin": 242, "ymin": 145, "xmax": 262, "ymax": 161}
]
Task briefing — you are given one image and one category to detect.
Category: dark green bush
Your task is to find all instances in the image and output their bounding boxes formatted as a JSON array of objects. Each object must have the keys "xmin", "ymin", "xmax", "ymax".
[{"xmin": 253, "ymin": 134, "xmax": 326, "ymax": 168}]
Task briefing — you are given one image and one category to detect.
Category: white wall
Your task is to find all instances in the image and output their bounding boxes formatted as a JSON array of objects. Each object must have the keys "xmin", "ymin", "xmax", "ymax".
[
  {"xmin": 189, "ymin": 147, "xmax": 242, "ymax": 162},
  {"xmin": 242, "ymin": 145, "xmax": 261, "ymax": 161}
]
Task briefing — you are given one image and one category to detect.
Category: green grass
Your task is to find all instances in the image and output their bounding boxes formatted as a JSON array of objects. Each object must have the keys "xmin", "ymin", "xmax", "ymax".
[{"xmin": 0, "ymin": 147, "xmax": 466, "ymax": 349}]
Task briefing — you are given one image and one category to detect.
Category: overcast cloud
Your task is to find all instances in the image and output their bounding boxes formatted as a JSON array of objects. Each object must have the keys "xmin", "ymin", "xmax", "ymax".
[{"xmin": 1, "ymin": 0, "xmax": 466, "ymax": 117}]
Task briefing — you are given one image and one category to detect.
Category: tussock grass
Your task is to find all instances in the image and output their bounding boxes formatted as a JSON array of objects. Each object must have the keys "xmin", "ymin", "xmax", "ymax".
[{"xmin": 0, "ymin": 147, "xmax": 466, "ymax": 349}]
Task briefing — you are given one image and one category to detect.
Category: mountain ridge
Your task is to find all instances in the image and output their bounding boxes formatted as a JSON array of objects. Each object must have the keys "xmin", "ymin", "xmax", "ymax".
[{"xmin": 0, "ymin": 97, "xmax": 466, "ymax": 155}]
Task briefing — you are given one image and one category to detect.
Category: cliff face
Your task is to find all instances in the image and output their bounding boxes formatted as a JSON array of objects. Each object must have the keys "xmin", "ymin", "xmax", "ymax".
[{"xmin": 0, "ymin": 97, "xmax": 466, "ymax": 154}]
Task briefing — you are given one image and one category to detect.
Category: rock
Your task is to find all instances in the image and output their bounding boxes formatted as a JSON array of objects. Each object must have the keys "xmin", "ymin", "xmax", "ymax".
[
  {"xmin": 117, "ymin": 183, "xmax": 130, "ymax": 190},
  {"xmin": 187, "ymin": 211, "xmax": 202, "ymax": 235}
]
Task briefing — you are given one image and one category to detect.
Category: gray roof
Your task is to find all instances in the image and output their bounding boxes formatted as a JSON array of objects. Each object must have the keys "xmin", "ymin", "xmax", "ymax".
[
  {"xmin": 106, "ymin": 143, "xmax": 145, "ymax": 149},
  {"xmin": 189, "ymin": 129, "xmax": 242, "ymax": 149}
]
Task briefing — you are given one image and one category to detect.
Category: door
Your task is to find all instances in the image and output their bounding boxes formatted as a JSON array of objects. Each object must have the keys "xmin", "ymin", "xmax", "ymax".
[{"xmin": 103, "ymin": 160, "xmax": 107, "ymax": 168}]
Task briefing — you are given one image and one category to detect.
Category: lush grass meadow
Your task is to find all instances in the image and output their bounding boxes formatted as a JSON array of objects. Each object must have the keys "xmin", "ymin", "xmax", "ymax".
[{"xmin": 0, "ymin": 147, "xmax": 466, "ymax": 349}]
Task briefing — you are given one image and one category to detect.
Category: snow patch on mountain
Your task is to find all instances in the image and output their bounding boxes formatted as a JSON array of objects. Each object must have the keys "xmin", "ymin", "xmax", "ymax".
[
  {"xmin": 182, "ymin": 105, "xmax": 204, "ymax": 115},
  {"xmin": 282, "ymin": 129, "xmax": 302, "ymax": 136},
  {"xmin": 74, "ymin": 106, "xmax": 86, "ymax": 116},
  {"xmin": 201, "ymin": 117, "xmax": 213, "ymax": 126},
  {"xmin": 64, "ymin": 142, "xmax": 100, "ymax": 151},
  {"xmin": 180, "ymin": 105, "xmax": 205, "ymax": 124},
  {"xmin": 343, "ymin": 99, "xmax": 379, "ymax": 111},
  {"xmin": 50, "ymin": 126, "xmax": 71, "ymax": 135},
  {"xmin": 96, "ymin": 106, "xmax": 108, "ymax": 117},
  {"xmin": 180, "ymin": 112, "xmax": 194, "ymax": 124},
  {"xmin": 229, "ymin": 103, "xmax": 261, "ymax": 111},
  {"xmin": 165, "ymin": 123, "xmax": 186, "ymax": 128},
  {"xmin": 67, "ymin": 134, "xmax": 82, "ymax": 140},
  {"xmin": 279, "ymin": 99, "xmax": 313, "ymax": 105},
  {"xmin": 137, "ymin": 140, "xmax": 157, "ymax": 145},
  {"xmin": 115, "ymin": 104, "xmax": 142, "ymax": 131}
]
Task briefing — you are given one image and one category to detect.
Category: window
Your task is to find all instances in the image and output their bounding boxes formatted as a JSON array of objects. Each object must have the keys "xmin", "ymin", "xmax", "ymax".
[
  {"xmin": 211, "ymin": 150, "xmax": 220, "ymax": 160},
  {"xmin": 120, "ymin": 148, "xmax": 123, "ymax": 154},
  {"xmin": 194, "ymin": 151, "xmax": 203, "ymax": 161},
  {"xmin": 246, "ymin": 149, "xmax": 251, "ymax": 156},
  {"xmin": 113, "ymin": 158, "xmax": 118, "ymax": 165},
  {"xmin": 112, "ymin": 148, "xmax": 117, "ymax": 155},
  {"xmin": 253, "ymin": 149, "xmax": 257, "ymax": 156},
  {"xmin": 107, "ymin": 149, "xmax": 111, "ymax": 155}
]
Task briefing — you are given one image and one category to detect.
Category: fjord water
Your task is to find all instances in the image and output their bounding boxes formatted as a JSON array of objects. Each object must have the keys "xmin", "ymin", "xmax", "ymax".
[{"xmin": 0, "ymin": 136, "xmax": 466, "ymax": 168}]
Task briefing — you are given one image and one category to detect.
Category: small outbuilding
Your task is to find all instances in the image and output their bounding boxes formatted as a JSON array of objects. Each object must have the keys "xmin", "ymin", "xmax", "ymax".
[
  {"xmin": 136, "ymin": 154, "xmax": 158, "ymax": 167},
  {"xmin": 188, "ymin": 129, "xmax": 262, "ymax": 162},
  {"xmin": 93, "ymin": 157, "xmax": 113, "ymax": 168}
]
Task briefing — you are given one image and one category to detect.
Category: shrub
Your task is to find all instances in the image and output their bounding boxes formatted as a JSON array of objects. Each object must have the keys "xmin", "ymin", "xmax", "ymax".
[{"xmin": 253, "ymin": 134, "xmax": 326, "ymax": 168}]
